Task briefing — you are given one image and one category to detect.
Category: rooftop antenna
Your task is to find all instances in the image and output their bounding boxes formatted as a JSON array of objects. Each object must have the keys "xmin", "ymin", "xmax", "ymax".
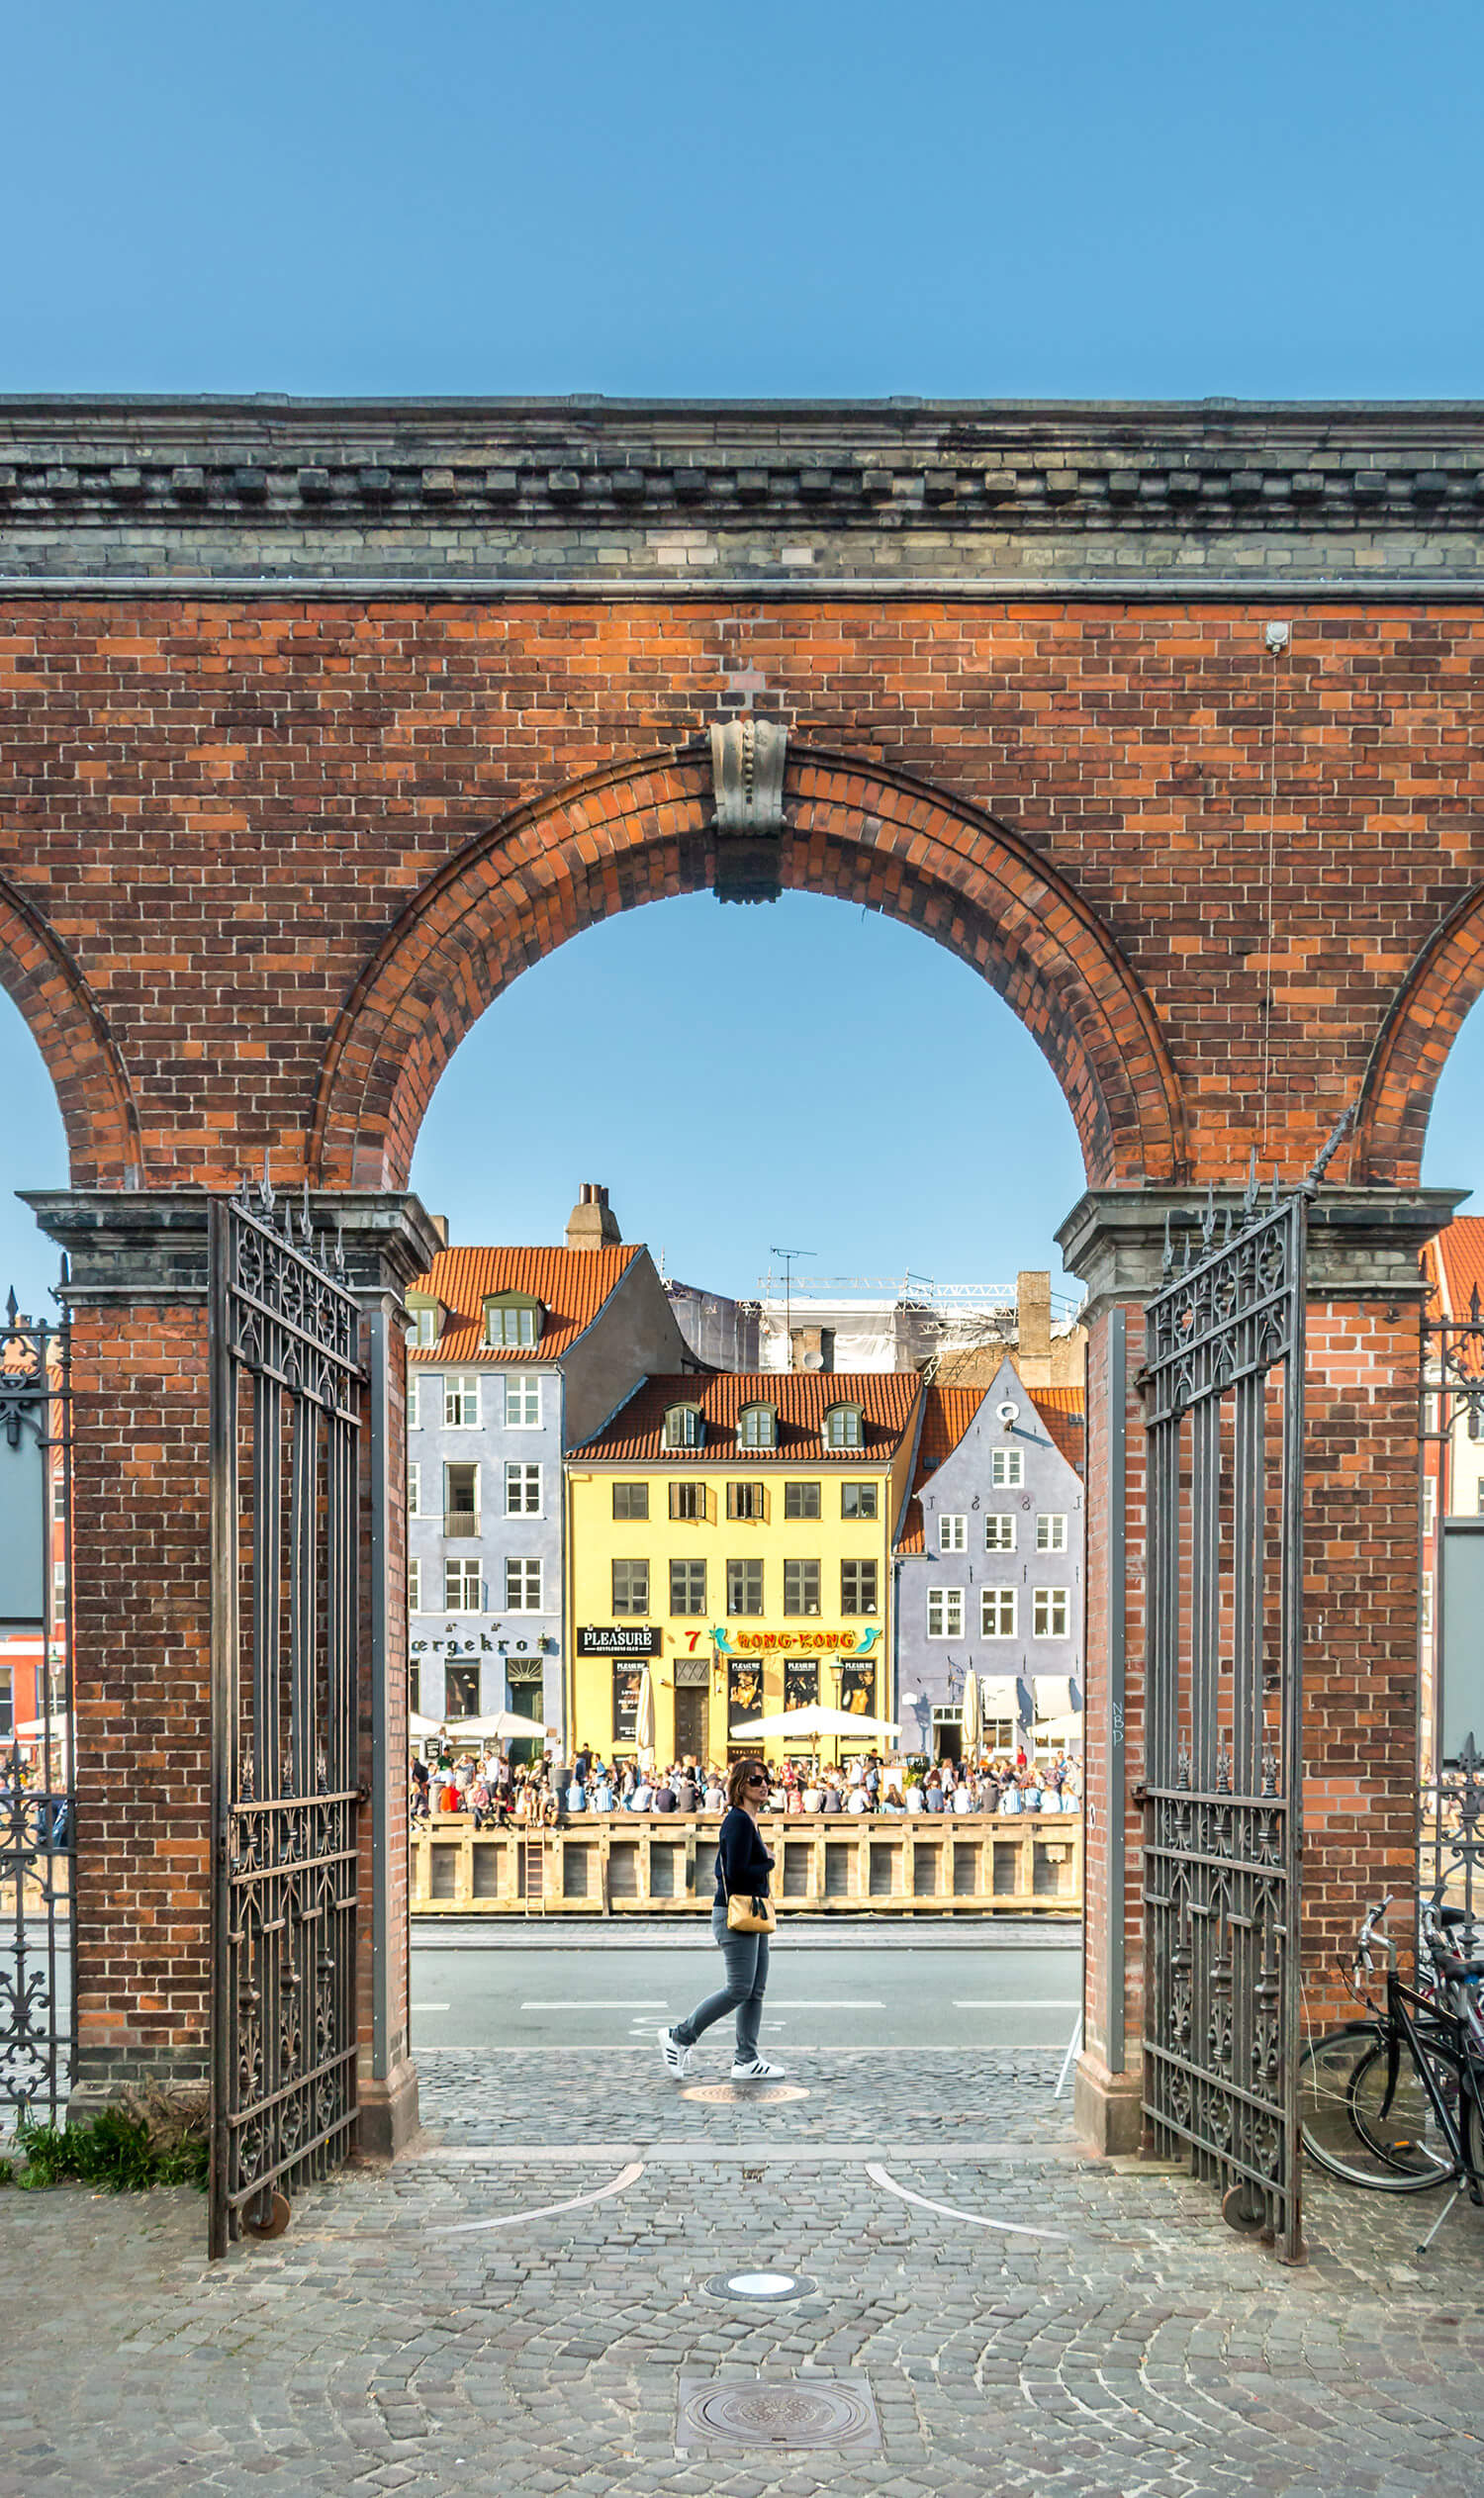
[{"xmin": 770, "ymin": 1246, "xmax": 815, "ymax": 1357}]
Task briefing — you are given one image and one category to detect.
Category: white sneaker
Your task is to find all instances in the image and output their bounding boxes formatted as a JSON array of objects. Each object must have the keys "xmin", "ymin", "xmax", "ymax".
[
  {"xmin": 659, "ymin": 2026, "xmax": 693, "ymax": 2079},
  {"xmin": 730, "ymin": 2055, "xmax": 786, "ymax": 2081}
]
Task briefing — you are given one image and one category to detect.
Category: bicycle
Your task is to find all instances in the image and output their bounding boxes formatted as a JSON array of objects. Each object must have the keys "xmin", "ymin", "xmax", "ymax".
[{"xmin": 1298, "ymin": 1895, "xmax": 1484, "ymax": 2252}]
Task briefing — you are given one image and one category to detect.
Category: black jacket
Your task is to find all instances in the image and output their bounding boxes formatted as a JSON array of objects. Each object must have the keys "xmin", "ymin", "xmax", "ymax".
[{"xmin": 713, "ymin": 1804, "xmax": 774, "ymax": 1908}]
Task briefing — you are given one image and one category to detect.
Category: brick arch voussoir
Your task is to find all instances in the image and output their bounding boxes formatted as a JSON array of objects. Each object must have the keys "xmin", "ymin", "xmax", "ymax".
[
  {"xmin": 312, "ymin": 746, "xmax": 1186, "ymax": 1193},
  {"xmin": 0, "ymin": 875, "xmax": 144, "ymax": 1187},
  {"xmin": 1355, "ymin": 882, "xmax": 1484, "ymax": 1185}
]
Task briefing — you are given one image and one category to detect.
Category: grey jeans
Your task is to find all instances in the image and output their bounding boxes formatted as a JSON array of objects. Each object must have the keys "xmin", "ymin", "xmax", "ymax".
[{"xmin": 672, "ymin": 1903, "xmax": 771, "ymax": 2063}]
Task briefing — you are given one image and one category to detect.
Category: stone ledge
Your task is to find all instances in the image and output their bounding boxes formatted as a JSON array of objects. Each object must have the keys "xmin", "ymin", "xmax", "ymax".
[
  {"xmin": 22, "ymin": 1187, "xmax": 444, "ymax": 1304},
  {"xmin": 1058, "ymin": 1182, "xmax": 1467, "ymax": 1310}
]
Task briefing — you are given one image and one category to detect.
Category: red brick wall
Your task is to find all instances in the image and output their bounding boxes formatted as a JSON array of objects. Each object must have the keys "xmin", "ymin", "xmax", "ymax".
[
  {"xmin": 3, "ymin": 601, "xmax": 1482, "ymax": 1193},
  {"xmin": 70, "ymin": 1303, "xmax": 212, "ymax": 2086}
]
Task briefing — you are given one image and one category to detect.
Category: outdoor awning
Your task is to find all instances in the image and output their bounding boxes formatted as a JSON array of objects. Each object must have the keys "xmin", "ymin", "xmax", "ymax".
[
  {"xmin": 1033, "ymin": 1675, "xmax": 1077, "ymax": 1720},
  {"xmin": 979, "ymin": 1676, "xmax": 1026, "ymax": 1720}
]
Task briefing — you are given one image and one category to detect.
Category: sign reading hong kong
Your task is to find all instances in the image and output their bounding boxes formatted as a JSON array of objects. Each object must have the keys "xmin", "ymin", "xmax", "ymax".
[{"xmin": 728, "ymin": 1628, "xmax": 874, "ymax": 1652}]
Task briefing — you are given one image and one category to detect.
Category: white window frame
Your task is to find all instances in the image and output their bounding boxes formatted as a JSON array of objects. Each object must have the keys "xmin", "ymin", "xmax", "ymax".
[
  {"xmin": 1037, "ymin": 1513, "xmax": 1068, "ymax": 1552},
  {"xmin": 981, "ymin": 1585, "xmax": 1017, "ymax": 1638},
  {"xmin": 505, "ymin": 1375, "xmax": 542, "ymax": 1430},
  {"xmin": 938, "ymin": 1513, "xmax": 968, "ymax": 1553},
  {"xmin": 739, "ymin": 1403, "xmax": 778, "ymax": 1449},
  {"xmin": 506, "ymin": 1557, "xmax": 543, "ymax": 1613},
  {"xmin": 984, "ymin": 1513, "xmax": 1016, "ymax": 1551},
  {"xmin": 990, "ymin": 1447, "xmax": 1024, "ymax": 1487},
  {"xmin": 1422, "ymin": 1478, "xmax": 1437, "ymax": 1537},
  {"xmin": 408, "ymin": 1371, "xmax": 426, "ymax": 1430},
  {"xmin": 443, "ymin": 1557, "xmax": 482, "ymax": 1613},
  {"xmin": 444, "ymin": 1373, "xmax": 482, "ymax": 1429},
  {"xmin": 407, "ymin": 1556, "xmax": 422, "ymax": 1613},
  {"xmin": 506, "ymin": 1461, "xmax": 542, "ymax": 1516},
  {"xmin": 927, "ymin": 1587, "xmax": 964, "ymax": 1639},
  {"xmin": 407, "ymin": 1460, "xmax": 420, "ymax": 1517},
  {"xmin": 1033, "ymin": 1586, "xmax": 1070, "ymax": 1638}
]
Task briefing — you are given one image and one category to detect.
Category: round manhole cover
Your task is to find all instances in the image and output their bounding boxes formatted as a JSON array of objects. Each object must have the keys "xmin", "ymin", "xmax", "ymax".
[
  {"xmin": 703, "ymin": 2269, "xmax": 816, "ymax": 2302},
  {"xmin": 680, "ymin": 2376, "xmax": 879, "ymax": 2452},
  {"xmin": 681, "ymin": 2081, "xmax": 809, "ymax": 2105}
]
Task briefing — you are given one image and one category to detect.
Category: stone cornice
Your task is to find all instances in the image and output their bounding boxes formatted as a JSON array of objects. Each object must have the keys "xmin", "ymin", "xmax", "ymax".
[
  {"xmin": 1058, "ymin": 1184, "xmax": 1469, "ymax": 1312},
  {"xmin": 22, "ymin": 1188, "xmax": 445, "ymax": 1304},
  {"xmin": 4, "ymin": 396, "xmax": 1484, "ymax": 589}
]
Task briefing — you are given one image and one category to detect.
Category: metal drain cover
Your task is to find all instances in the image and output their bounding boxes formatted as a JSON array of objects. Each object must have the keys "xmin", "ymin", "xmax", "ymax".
[
  {"xmin": 681, "ymin": 2081, "xmax": 809, "ymax": 2105},
  {"xmin": 677, "ymin": 2373, "xmax": 880, "ymax": 2453},
  {"xmin": 703, "ymin": 2268, "xmax": 817, "ymax": 2303}
]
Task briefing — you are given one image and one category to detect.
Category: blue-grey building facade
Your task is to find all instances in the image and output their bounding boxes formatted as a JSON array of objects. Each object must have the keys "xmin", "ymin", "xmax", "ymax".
[
  {"xmin": 406, "ymin": 1191, "xmax": 694, "ymax": 1752},
  {"xmin": 893, "ymin": 1355, "xmax": 1084, "ymax": 1760}
]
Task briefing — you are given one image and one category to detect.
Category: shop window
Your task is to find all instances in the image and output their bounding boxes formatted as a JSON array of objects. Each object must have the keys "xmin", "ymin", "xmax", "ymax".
[{"xmin": 445, "ymin": 1663, "xmax": 480, "ymax": 1718}]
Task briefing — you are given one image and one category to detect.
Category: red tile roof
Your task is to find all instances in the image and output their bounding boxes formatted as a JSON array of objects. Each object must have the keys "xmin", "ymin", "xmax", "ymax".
[
  {"xmin": 575, "ymin": 1371, "xmax": 921, "ymax": 1463},
  {"xmin": 896, "ymin": 1378, "xmax": 1087, "ymax": 1552},
  {"xmin": 1424, "ymin": 1218, "xmax": 1484, "ymax": 1379},
  {"xmin": 407, "ymin": 1245, "xmax": 640, "ymax": 1364}
]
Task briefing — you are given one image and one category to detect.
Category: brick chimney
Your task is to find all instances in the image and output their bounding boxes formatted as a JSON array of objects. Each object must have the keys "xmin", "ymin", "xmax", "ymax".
[
  {"xmin": 789, "ymin": 1325, "xmax": 835, "ymax": 1373},
  {"xmin": 1016, "ymin": 1270, "xmax": 1052, "ymax": 1368},
  {"xmin": 565, "ymin": 1182, "xmax": 622, "ymax": 1251}
]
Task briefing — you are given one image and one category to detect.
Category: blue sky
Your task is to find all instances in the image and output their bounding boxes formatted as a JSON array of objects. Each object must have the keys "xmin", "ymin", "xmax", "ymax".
[{"xmin": 2, "ymin": 0, "xmax": 1482, "ymax": 1307}]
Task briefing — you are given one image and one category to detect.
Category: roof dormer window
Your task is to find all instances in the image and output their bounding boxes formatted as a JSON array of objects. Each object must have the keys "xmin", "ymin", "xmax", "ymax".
[
  {"xmin": 823, "ymin": 1402, "xmax": 864, "ymax": 1451},
  {"xmin": 738, "ymin": 1401, "xmax": 778, "ymax": 1450},
  {"xmin": 664, "ymin": 1402, "xmax": 704, "ymax": 1450},
  {"xmin": 406, "ymin": 1297, "xmax": 440, "ymax": 1348},
  {"xmin": 484, "ymin": 1292, "xmax": 542, "ymax": 1350}
]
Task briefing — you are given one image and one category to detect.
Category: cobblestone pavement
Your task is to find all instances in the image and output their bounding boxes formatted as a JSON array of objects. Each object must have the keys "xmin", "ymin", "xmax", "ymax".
[{"xmin": 3, "ymin": 2048, "xmax": 1483, "ymax": 2498}]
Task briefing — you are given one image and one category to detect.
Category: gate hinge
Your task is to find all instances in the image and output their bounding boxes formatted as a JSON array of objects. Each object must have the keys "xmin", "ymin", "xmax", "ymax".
[
  {"xmin": 356, "ymin": 1783, "xmax": 371, "ymax": 1807},
  {"xmin": 1131, "ymin": 1783, "xmax": 1149, "ymax": 1809}
]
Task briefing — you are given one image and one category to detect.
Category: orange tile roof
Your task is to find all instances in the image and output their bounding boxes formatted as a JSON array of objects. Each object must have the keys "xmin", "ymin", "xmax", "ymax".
[
  {"xmin": 407, "ymin": 1245, "xmax": 640, "ymax": 1364},
  {"xmin": 1424, "ymin": 1217, "xmax": 1484, "ymax": 1378},
  {"xmin": 896, "ymin": 1378, "xmax": 1086, "ymax": 1552},
  {"xmin": 575, "ymin": 1371, "xmax": 921, "ymax": 1463}
]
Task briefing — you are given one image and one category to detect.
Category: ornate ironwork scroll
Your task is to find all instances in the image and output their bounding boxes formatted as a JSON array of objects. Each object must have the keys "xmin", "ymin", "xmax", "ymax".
[
  {"xmin": 0, "ymin": 1289, "xmax": 72, "ymax": 2127},
  {"xmin": 209, "ymin": 1175, "xmax": 364, "ymax": 2257},
  {"xmin": 1141, "ymin": 1179, "xmax": 1307, "ymax": 2261}
]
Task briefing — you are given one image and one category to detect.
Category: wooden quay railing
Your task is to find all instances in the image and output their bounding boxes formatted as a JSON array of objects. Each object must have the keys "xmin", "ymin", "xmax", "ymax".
[{"xmin": 410, "ymin": 1809, "xmax": 1082, "ymax": 1918}]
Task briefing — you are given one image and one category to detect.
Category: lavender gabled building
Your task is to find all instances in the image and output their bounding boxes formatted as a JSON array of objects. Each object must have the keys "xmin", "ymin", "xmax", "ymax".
[{"xmin": 892, "ymin": 1356, "xmax": 1084, "ymax": 1761}]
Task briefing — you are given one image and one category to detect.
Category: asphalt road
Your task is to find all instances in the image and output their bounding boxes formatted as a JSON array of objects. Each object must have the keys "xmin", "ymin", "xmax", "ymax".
[{"xmin": 409, "ymin": 1937, "xmax": 1083, "ymax": 2054}]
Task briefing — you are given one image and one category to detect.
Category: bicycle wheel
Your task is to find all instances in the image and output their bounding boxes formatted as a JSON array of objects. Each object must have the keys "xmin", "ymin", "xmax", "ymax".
[
  {"xmin": 1347, "ymin": 2037, "xmax": 1459, "ymax": 2188},
  {"xmin": 1299, "ymin": 2022, "xmax": 1448, "ymax": 2191},
  {"xmin": 1299, "ymin": 2022, "xmax": 1454, "ymax": 2192}
]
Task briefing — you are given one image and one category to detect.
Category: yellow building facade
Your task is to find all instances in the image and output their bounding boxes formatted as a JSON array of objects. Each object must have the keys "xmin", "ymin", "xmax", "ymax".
[{"xmin": 565, "ymin": 1372, "xmax": 922, "ymax": 1763}]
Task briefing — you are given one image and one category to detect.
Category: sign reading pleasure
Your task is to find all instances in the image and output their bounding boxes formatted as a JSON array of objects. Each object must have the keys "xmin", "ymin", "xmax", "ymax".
[{"xmin": 578, "ymin": 1623, "xmax": 661, "ymax": 1657}]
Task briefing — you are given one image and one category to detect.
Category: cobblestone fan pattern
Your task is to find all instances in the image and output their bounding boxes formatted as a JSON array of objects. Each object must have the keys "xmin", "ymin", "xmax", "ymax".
[{"xmin": 2, "ymin": 2054, "xmax": 1482, "ymax": 2498}]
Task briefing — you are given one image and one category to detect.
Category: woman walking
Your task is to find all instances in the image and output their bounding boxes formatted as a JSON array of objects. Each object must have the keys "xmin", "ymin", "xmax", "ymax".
[{"xmin": 659, "ymin": 1758, "xmax": 783, "ymax": 2082}]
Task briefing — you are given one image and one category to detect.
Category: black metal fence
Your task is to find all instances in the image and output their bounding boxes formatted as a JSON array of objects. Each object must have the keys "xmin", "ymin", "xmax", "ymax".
[
  {"xmin": 1141, "ymin": 1182, "xmax": 1307, "ymax": 2261},
  {"xmin": 209, "ymin": 1177, "xmax": 365, "ymax": 2255},
  {"xmin": 0, "ymin": 1288, "xmax": 73, "ymax": 2129}
]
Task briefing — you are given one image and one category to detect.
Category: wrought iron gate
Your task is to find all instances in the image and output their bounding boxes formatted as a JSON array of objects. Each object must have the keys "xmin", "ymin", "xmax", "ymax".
[
  {"xmin": 0, "ymin": 1288, "xmax": 73, "ymax": 2127},
  {"xmin": 209, "ymin": 1176, "xmax": 365, "ymax": 2256},
  {"xmin": 1141, "ymin": 1179, "xmax": 1307, "ymax": 2260}
]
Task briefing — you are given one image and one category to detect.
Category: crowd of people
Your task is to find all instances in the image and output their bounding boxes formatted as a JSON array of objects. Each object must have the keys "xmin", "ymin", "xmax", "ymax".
[{"xmin": 411, "ymin": 1745, "xmax": 1081, "ymax": 1828}]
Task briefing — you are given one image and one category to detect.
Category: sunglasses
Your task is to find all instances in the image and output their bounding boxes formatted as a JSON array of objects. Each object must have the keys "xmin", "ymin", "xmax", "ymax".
[{"xmin": 747, "ymin": 1775, "xmax": 768, "ymax": 1788}]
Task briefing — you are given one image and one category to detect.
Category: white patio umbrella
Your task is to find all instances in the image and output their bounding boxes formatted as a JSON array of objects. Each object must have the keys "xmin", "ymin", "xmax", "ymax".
[
  {"xmin": 447, "ymin": 1711, "xmax": 545, "ymax": 1743},
  {"xmin": 960, "ymin": 1669, "xmax": 982, "ymax": 1756},
  {"xmin": 634, "ymin": 1666, "xmax": 657, "ymax": 1770},
  {"xmin": 408, "ymin": 1712, "xmax": 443, "ymax": 1740},
  {"xmin": 1034, "ymin": 1711, "xmax": 1084, "ymax": 1746},
  {"xmin": 729, "ymin": 1706, "xmax": 902, "ymax": 1744}
]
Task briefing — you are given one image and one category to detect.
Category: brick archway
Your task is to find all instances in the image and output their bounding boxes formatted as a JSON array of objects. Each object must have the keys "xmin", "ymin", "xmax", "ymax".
[
  {"xmin": 1354, "ymin": 879, "xmax": 1484, "ymax": 1184},
  {"xmin": 0, "ymin": 874, "xmax": 142, "ymax": 1187},
  {"xmin": 310, "ymin": 744, "xmax": 1187, "ymax": 1194}
]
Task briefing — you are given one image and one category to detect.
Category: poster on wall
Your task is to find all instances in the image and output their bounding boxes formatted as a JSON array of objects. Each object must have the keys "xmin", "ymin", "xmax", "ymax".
[
  {"xmin": 612, "ymin": 1664, "xmax": 643, "ymax": 1742},
  {"xmin": 840, "ymin": 1662, "xmax": 877, "ymax": 1717},
  {"xmin": 784, "ymin": 1658, "xmax": 819, "ymax": 1713},
  {"xmin": 727, "ymin": 1657, "xmax": 763, "ymax": 1733}
]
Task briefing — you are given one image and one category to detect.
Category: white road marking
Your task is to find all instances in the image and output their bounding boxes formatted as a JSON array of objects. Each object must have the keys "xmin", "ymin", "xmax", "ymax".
[
  {"xmin": 865, "ymin": 2161, "xmax": 1069, "ymax": 2242},
  {"xmin": 763, "ymin": 2000, "xmax": 884, "ymax": 2010},
  {"xmin": 952, "ymin": 1999, "xmax": 1080, "ymax": 2009},
  {"xmin": 432, "ymin": 2160, "xmax": 646, "ymax": 2236},
  {"xmin": 519, "ymin": 1999, "xmax": 671, "ymax": 2010},
  {"xmin": 412, "ymin": 2001, "xmax": 451, "ymax": 2012}
]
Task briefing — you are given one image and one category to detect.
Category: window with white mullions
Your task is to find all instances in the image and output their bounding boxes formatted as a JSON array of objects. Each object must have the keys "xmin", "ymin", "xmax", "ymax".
[
  {"xmin": 505, "ymin": 1376, "xmax": 541, "ymax": 1429},
  {"xmin": 984, "ymin": 1514, "xmax": 1015, "ymax": 1550},
  {"xmin": 444, "ymin": 1558, "xmax": 482, "ymax": 1612},
  {"xmin": 990, "ymin": 1447, "xmax": 1023, "ymax": 1487},
  {"xmin": 927, "ymin": 1587, "xmax": 964, "ymax": 1638},
  {"xmin": 506, "ymin": 1461, "xmax": 542, "ymax": 1516},
  {"xmin": 1036, "ymin": 1514, "xmax": 1067, "ymax": 1552},
  {"xmin": 506, "ymin": 1557, "xmax": 543, "ymax": 1612},
  {"xmin": 938, "ymin": 1513, "xmax": 967, "ymax": 1553},
  {"xmin": 981, "ymin": 1585, "xmax": 1017, "ymax": 1637},
  {"xmin": 443, "ymin": 1374, "xmax": 481, "ymax": 1428},
  {"xmin": 1033, "ymin": 1587, "xmax": 1069, "ymax": 1638}
]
